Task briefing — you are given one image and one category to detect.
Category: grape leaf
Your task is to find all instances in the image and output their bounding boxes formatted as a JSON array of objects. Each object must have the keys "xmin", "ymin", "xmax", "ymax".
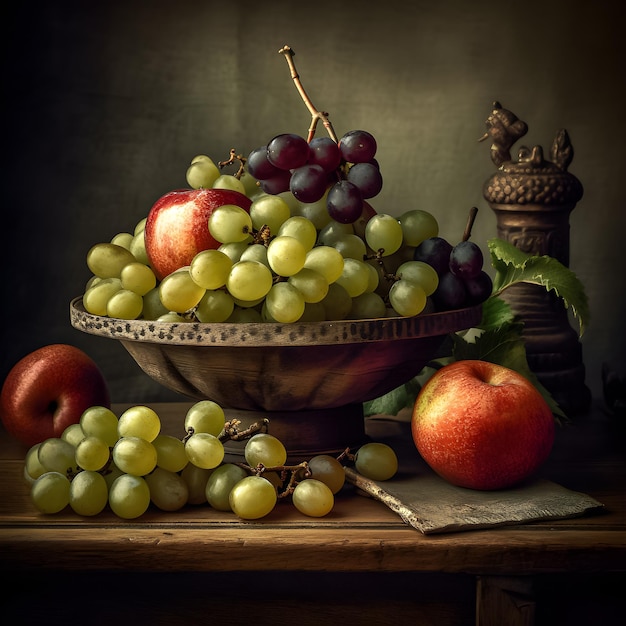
[
  {"xmin": 488, "ymin": 238, "xmax": 589, "ymax": 336},
  {"xmin": 363, "ymin": 375, "xmax": 423, "ymax": 416}
]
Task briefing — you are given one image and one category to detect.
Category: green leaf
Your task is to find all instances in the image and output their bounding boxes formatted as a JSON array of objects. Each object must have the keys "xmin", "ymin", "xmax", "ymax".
[
  {"xmin": 363, "ymin": 376, "xmax": 423, "ymax": 417},
  {"xmin": 478, "ymin": 293, "xmax": 516, "ymax": 331},
  {"xmin": 488, "ymin": 238, "xmax": 589, "ymax": 336}
]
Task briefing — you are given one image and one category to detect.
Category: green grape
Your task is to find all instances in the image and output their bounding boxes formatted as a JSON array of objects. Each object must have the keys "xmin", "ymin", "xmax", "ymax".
[
  {"xmin": 69, "ymin": 470, "xmax": 108, "ymax": 516},
  {"xmin": 30, "ymin": 472, "xmax": 71, "ymax": 514},
  {"xmin": 38, "ymin": 437, "xmax": 78, "ymax": 475},
  {"xmin": 308, "ymin": 454, "xmax": 346, "ymax": 494},
  {"xmin": 335, "ymin": 258, "xmax": 371, "ymax": 297},
  {"xmin": 130, "ymin": 229, "xmax": 150, "ymax": 265},
  {"xmin": 208, "ymin": 204, "xmax": 253, "ymax": 244},
  {"xmin": 244, "ymin": 433, "xmax": 287, "ymax": 468},
  {"xmin": 240, "ymin": 243, "xmax": 271, "ymax": 268},
  {"xmin": 134, "ymin": 217, "xmax": 147, "ymax": 235},
  {"xmin": 205, "ymin": 463, "xmax": 248, "ymax": 511},
  {"xmin": 229, "ymin": 475, "xmax": 277, "ymax": 520},
  {"xmin": 318, "ymin": 220, "xmax": 354, "ymax": 246},
  {"xmin": 145, "ymin": 467, "xmax": 189, "ymax": 512},
  {"xmin": 102, "ymin": 463, "xmax": 124, "ymax": 490},
  {"xmin": 321, "ymin": 282, "xmax": 352, "ymax": 321},
  {"xmin": 83, "ymin": 277, "xmax": 123, "ymax": 315},
  {"xmin": 181, "ymin": 463, "xmax": 212, "ymax": 504},
  {"xmin": 232, "ymin": 294, "xmax": 265, "ymax": 308},
  {"xmin": 389, "ymin": 279, "xmax": 427, "ymax": 317},
  {"xmin": 226, "ymin": 260, "xmax": 273, "ymax": 301},
  {"xmin": 157, "ymin": 312, "xmax": 189, "ymax": 323},
  {"xmin": 190, "ymin": 249, "xmax": 233, "ymax": 290},
  {"xmin": 304, "ymin": 246, "xmax": 344, "ymax": 284},
  {"xmin": 112, "ymin": 437, "xmax": 158, "ymax": 476},
  {"xmin": 109, "ymin": 474, "xmax": 151, "ymax": 519},
  {"xmin": 278, "ymin": 216, "xmax": 317, "ymax": 252},
  {"xmin": 292, "ymin": 478, "xmax": 334, "ymax": 517},
  {"xmin": 398, "ymin": 209, "xmax": 439, "ymax": 247},
  {"xmin": 24, "ymin": 443, "xmax": 46, "ymax": 481},
  {"xmin": 159, "ymin": 269, "xmax": 206, "ymax": 312},
  {"xmin": 349, "ymin": 292, "xmax": 387, "ymax": 319},
  {"xmin": 186, "ymin": 155, "xmax": 220, "ymax": 189},
  {"xmin": 277, "ymin": 190, "xmax": 300, "ymax": 214},
  {"xmin": 354, "ymin": 442, "xmax": 398, "ymax": 481},
  {"xmin": 218, "ymin": 241, "xmax": 249, "ymax": 263},
  {"xmin": 213, "ymin": 174, "xmax": 246, "ymax": 194},
  {"xmin": 80, "ymin": 406, "xmax": 119, "ymax": 447},
  {"xmin": 184, "ymin": 400, "xmax": 225, "ymax": 436},
  {"xmin": 152, "ymin": 434, "xmax": 188, "ymax": 473},
  {"xmin": 396, "ymin": 260, "xmax": 439, "ymax": 296},
  {"xmin": 142, "ymin": 287, "xmax": 169, "ymax": 320},
  {"xmin": 106, "ymin": 288, "xmax": 143, "ymax": 320},
  {"xmin": 332, "ymin": 234, "xmax": 367, "ymax": 260},
  {"xmin": 84, "ymin": 275, "xmax": 101, "ymax": 291},
  {"xmin": 118, "ymin": 405, "xmax": 161, "ymax": 442},
  {"xmin": 287, "ymin": 268, "xmax": 329, "ymax": 303},
  {"xmin": 250, "ymin": 194, "xmax": 291, "ymax": 234},
  {"xmin": 61, "ymin": 423, "xmax": 85, "ymax": 448},
  {"xmin": 267, "ymin": 235, "xmax": 306, "ymax": 277},
  {"xmin": 195, "ymin": 289, "xmax": 235, "ymax": 322},
  {"xmin": 120, "ymin": 262, "xmax": 157, "ymax": 296},
  {"xmin": 86, "ymin": 242, "xmax": 136, "ymax": 279},
  {"xmin": 296, "ymin": 193, "xmax": 332, "ymax": 230},
  {"xmin": 240, "ymin": 170, "xmax": 262, "ymax": 199},
  {"xmin": 364, "ymin": 214, "xmax": 404, "ymax": 257},
  {"xmin": 185, "ymin": 432, "xmax": 225, "ymax": 469},
  {"xmin": 364, "ymin": 261, "xmax": 380, "ymax": 293},
  {"xmin": 299, "ymin": 301, "xmax": 327, "ymax": 322},
  {"xmin": 75, "ymin": 436, "xmax": 110, "ymax": 472},
  {"xmin": 226, "ymin": 307, "xmax": 263, "ymax": 323},
  {"xmin": 110, "ymin": 231, "xmax": 134, "ymax": 250},
  {"xmin": 264, "ymin": 282, "xmax": 305, "ymax": 323}
]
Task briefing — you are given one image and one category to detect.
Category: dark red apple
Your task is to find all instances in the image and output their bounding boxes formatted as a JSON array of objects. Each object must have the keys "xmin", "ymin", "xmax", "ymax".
[
  {"xmin": 0, "ymin": 344, "xmax": 110, "ymax": 447},
  {"xmin": 411, "ymin": 360, "xmax": 555, "ymax": 490},
  {"xmin": 144, "ymin": 188, "xmax": 252, "ymax": 280}
]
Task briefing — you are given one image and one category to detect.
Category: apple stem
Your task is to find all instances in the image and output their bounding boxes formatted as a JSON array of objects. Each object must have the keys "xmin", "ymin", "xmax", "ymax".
[
  {"xmin": 279, "ymin": 45, "xmax": 339, "ymax": 143},
  {"xmin": 462, "ymin": 206, "xmax": 479, "ymax": 242}
]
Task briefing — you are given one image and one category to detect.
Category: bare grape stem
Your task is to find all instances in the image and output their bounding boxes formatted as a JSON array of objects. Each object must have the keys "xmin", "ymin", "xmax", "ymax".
[{"xmin": 279, "ymin": 45, "xmax": 338, "ymax": 143}]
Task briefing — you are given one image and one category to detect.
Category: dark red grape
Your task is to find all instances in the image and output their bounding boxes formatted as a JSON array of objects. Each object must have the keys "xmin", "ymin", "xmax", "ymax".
[
  {"xmin": 267, "ymin": 133, "xmax": 310, "ymax": 170},
  {"xmin": 338, "ymin": 130, "xmax": 377, "ymax": 163},
  {"xmin": 247, "ymin": 146, "xmax": 281, "ymax": 180},
  {"xmin": 289, "ymin": 164, "xmax": 328, "ymax": 203},
  {"xmin": 346, "ymin": 162, "xmax": 383, "ymax": 198},
  {"xmin": 413, "ymin": 237, "xmax": 453, "ymax": 275},
  {"xmin": 433, "ymin": 272, "xmax": 468, "ymax": 310},
  {"xmin": 465, "ymin": 270, "xmax": 493, "ymax": 304},
  {"xmin": 326, "ymin": 180, "xmax": 363, "ymax": 224},
  {"xmin": 259, "ymin": 170, "xmax": 292, "ymax": 194},
  {"xmin": 308, "ymin": 137, "xmax": 342, "ymax": 172},
  {"xmin": 450, "ymin": 240, "xmax": 483, "ymax": 279}
]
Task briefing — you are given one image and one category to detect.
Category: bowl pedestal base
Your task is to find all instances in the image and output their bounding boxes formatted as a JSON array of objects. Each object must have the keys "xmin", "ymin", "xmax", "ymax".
[{"xmin": 222, "ymin": 404, "xmax": 369, "ymax": 462}]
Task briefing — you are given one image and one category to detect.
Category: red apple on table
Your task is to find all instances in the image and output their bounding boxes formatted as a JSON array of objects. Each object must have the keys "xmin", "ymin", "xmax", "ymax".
[
  {"xmin": 411, "ymin": 360, "xmax": 555, "ymax": 490},
  {"xmin": 144, "ymin": 188, "xmax": 252, "ymax": 280},
  {"xmin": 0, "ymin": 344, "xmax": 110, "ymax": 447}
]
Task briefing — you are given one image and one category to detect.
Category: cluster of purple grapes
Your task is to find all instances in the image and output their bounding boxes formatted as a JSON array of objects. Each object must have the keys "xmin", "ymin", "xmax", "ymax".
[
  {"xmin": 413, "ymin": 237, "xmax": 493, "ymax": 310},
  {"xmin": 246, "ymin": 130, "xmax": 382, "ymax": 224}
]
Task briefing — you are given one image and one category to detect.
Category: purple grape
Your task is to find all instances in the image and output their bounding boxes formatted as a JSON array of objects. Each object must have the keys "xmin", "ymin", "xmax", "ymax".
[
  {"xmin": 259, "ymin": 170, "xmax": 292, "ymax": 194},
  {"xmin": 413, "ymin": 237, "xmax": 453, "ymax": 275},
  {"xmin": 290, "ymin": 164, "xmax": 328, "ymax": 203},
  {"xmin": 247, "ymin": 146, "xmax": 282, "ymax": 180},
  {"xmin": 433, "ymin": 272, "xmax": 468, "ymax": 310},
  {"xmin": 465, "ymin": 270, "xmax": 493, "ymax": 304},
  {"xmin": 308, "ymin": 137, "xmax": 342, "ymax": 172},
  {"xmin": 449, "ymin": 240, "xmax": 483, "ymax": 279},
  {"xmin": 326, "ymin": 180, "xmax": 363, "ymax": 224},
  {"xmin": 346, "ymin": 162, "xmax": 383, "ymax": 198},
  {"xmin": 267, "ymin": 133, "xmax": 310, "ymax": 170},
  {"xmin": 338, "ymin": 130, "xmax": 377, "ymax": 163}
]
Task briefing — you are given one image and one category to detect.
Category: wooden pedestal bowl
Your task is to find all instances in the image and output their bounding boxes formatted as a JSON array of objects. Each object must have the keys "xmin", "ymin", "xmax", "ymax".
[{"xmin": 70, "ymin": 297, "xmax": 482, "ymax": 459}]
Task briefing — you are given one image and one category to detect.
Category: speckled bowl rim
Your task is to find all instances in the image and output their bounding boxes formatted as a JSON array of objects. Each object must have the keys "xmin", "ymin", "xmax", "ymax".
[{"xmin": 70, "ymin": 297, "xmax": 482, "ymax": 348}]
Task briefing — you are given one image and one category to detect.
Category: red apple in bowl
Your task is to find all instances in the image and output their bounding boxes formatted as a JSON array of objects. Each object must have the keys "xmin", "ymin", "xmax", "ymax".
[
  {"xmin": 0, "ymin": 344, "xmax": 110, "ymax": 447},
  {"xmin": 145, "ymin": 188, "xmax": 252, "ymax": 280},
  {"xmin": 411, "ymin": 359, "xmax": 555, "ymax": 490}
]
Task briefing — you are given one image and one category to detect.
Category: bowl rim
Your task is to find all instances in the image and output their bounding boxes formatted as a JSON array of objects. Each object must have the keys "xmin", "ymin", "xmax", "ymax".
[{"xmin": 69, "ymin": 296, "xmax": 482, "ymax": 348}]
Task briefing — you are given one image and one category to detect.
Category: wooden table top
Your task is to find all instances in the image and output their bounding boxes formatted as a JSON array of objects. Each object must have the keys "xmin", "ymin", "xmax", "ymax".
[{"xmin": 1, "ymin": 401, "xmax": 624, "ymax": 575}]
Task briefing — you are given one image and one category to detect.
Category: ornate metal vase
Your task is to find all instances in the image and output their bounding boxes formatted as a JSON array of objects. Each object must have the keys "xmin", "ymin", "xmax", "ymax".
[{"xmin": 481, "ymin": 102, "xmax": 591, "ymax": 416}]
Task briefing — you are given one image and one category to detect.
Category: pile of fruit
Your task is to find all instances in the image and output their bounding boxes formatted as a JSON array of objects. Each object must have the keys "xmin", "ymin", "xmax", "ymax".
[{"xmin": 25, "ymin": 400, "xmax": 398, "ymax": 520}]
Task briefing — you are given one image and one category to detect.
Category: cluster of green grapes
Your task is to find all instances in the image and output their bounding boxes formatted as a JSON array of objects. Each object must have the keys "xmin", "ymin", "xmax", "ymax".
[
  {"xmin": 24, "ymin": 401, "xmax": 398, "ymax": 521},
  {"xmin": 80, "ymin": 142, "xmax": 492, "ymax": 324}
]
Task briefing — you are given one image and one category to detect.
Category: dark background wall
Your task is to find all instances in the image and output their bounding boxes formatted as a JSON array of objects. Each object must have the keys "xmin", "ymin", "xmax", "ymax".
[{"xmin": 2, "ymin": 0, "xmax": 624, "ymax": 404}]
